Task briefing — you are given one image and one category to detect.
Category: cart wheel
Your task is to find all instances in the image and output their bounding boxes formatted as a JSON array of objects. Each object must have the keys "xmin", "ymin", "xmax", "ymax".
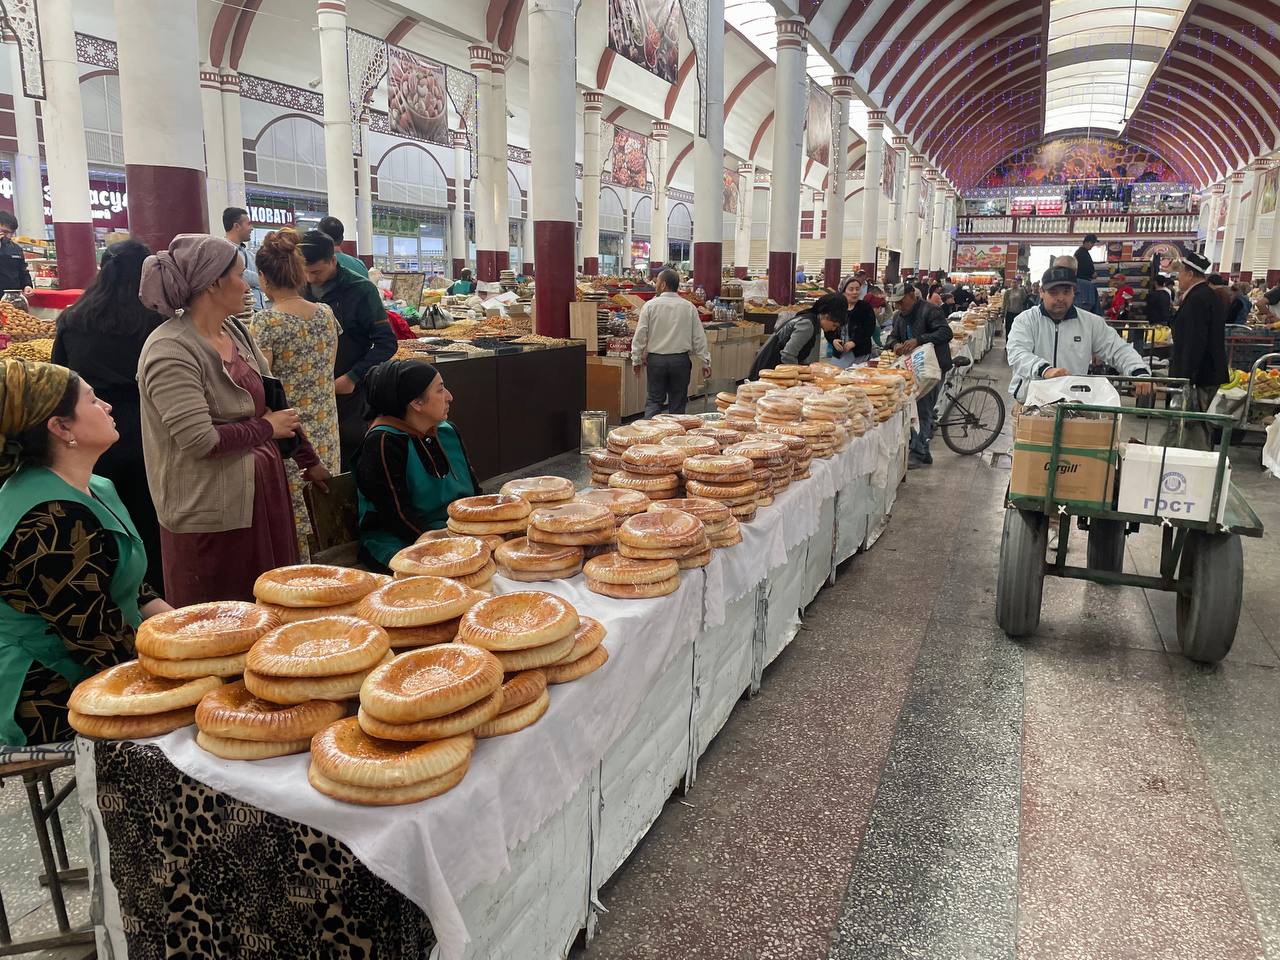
[
  {"xmin": 1176, "ymin": 531, "xmax": 1243, "ymax": 663},
  {"xmin": 1086, "ymin": 518, "xmax": 1127, "ymax": 573},
  {"xmin": 996, "ymin": 507, "xmax": 1047, "ymax": 637}
]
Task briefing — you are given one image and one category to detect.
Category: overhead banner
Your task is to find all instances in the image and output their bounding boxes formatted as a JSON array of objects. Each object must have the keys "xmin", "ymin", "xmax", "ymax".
[
  {"xmin": 608, "ymin": 0, "xmax": 681, "ymax": 83},
  {"xmin": 1258, "ymin": 166, "xmax": 1278, "ymax": 218},
  {"xmin": 805, "ymin": 82, "xmax": 833, "ymax": 168},
  {"xmin": 723, "ymin": 168, "xmax": 739, "ymax": 214},
  {"xmin": 611, "ymin": 127, "xmax": 649, "ymax": 190},
  {"xmin": 955, "ymin": 243, "xmax": 1006, "ymax": 271},
  {"xmin": 980, "ymin": 136, "xmax": 1179, "ymax": 187},
  {"xmin": 385, "ymin": 45, "xmax": 449, "ymax": 145},
  {"xmin": 882, "ymin": 145, "xmax": 897, "ymax": 201}
]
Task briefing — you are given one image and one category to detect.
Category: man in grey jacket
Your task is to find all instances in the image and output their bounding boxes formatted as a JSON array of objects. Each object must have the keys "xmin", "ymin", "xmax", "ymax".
[{"xmin": 1007, "ymin": 266, "xmax": 1152, "ymax": 403}]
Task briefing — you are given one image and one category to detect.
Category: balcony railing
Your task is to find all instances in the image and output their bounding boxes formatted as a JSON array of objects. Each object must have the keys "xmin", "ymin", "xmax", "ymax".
[{"xmin": 957, "ymin": 214, "xmax": 1197, "ymax": 236}]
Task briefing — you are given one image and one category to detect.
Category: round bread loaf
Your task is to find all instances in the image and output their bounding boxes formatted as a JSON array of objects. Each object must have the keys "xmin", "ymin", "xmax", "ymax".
[
  {"xmin": 307, "ymin": 760, "xmax": 469, "ymax": 806},
  {"xmin": 660, "ymin": 434, "xmax": 718, "ymax": 455},
  {"xmin": 617, "ymin": 510, "xmax": 704, "ymax": 550},
  {"xmin": 496, "ymin": 561, "xmax": 583, "ymax": 582},
  {"xmin": 688, "ymin": 426, "xmax": 743, "ymax": 448},
  {"xmin": 587, "ymin": 449, "xmax": 623, "ymax": 473},
  {"xmin": 138, "ymin": 651, "xmax": 246, "ymax": 679},
  {"xmin": 497, "ymin": 669, "xmax": 547, "ymax": 713},
  {"xmin": 136, "ymin": 601, "xmax": 277, "ymax": 660},
  {"xmin": 253, "ymin": 565, "xmax": 379, "ymax": 608},
  {"xmin": 473, "ymin": 689, "xmax": 550, "ymax": 738},
  {"xmin": 356, "ymin": 690, "xmax": 503, "ymax": 741},
  {"xmin": 384, "ymin": 619, "xmax": 461, "ymax": 649},
  {"xmin": 553, "ymin": 617, "xmax": 606, "ymax": 664},
  {"xmin": 585, "ymin": 576, "xmax": 680, "ymax": 600},
  {"xmin": 256, "ymin": 598, "xmax": 366, "ymax": 624},
  {"xmin": 458, "ymin": 591, "xmax": 579, "ymax": 651},
  {"xmin": 583, "ymin": 553, "xmax": 679, "ymax": 585},
  {"xmin": 526, "ymin": 524, "xmax": 616, "ymax": 547},
  {"xmin": 756, "ymin": 395, "xmax": 802, "ymax": 420},
  {"xmin": 452, "ymin": 560, "xmax": 497, "ymax": 589},
  {"xmin": 678, "ymin": 548, "xmax": 713, "ymax": 570},
  {"xmin": 647, "ymin": 497, "xmax": 731, "ymax": 525},
  {"xmin": 529, "ymin": 501, "xmax": 613, "ymax": 534},
  {"xmin": 491, "ymin": 630, "xmax": 577, "ymax": 671},
  {"xmin": 629, "ymin": 419, "xmax": 684, "ymax": 439},
  {"xmin": 447, "ymin": 493, "xmax": 531, "ymax": 523},
  {"xmin": 69, "ymin": 706, "xmax": 197, "ymax": 740},
  {"xmin": 390, "ymin": 536, "xmax": 489, "ymax": 578},
  {"xmin": 416, "ymin": 528, "xmax": 507, "ymax": 554},
  {"xmin": 681, "ymin": 454, "xmax": 754, "ymax": 482},
  {"xmin": 69, "ymin": 662, "xmax": 221, "ymax": 717},
  {"xmin": 621, "ymin": 444, "xmax": 688, "ymax": 475},
  {"xmin": 544, "ymin": 645, "xmax": 609, "ymax": 684},
  {"xmin": 574, "ymin": 487, "xmax": 650, "ymax": 517},
  {"xmin": 445, "ymin": 516, "xmax": 530, "ymax": 536},
  {"xmin": 195, "ymin": 680, "xmax": 345, "ymax": 741},
  {"xmin": 356, "ymin": 576, "xmax": 483, "ymax": 628},
  {"xmin": 196, "ymin": 730, "xmax": 312, "ymax": 760},
  {"xmin": 500, "ymin": 476, "xmax": 576, "ymax": 503},
  {"xmin": 310, "ymin": 717, "xmax": 474, "ymax": 787},
  {"xmin": 248, "ymin": 617, "xmax": 391, "ymax": 678},
  {"xmin": 243, "ymin": 656, "xmax": 390, "ymax": 704},
  {"xmin": 608, "ymin": 471, "xmax": 680, "ymax": 494},
  {"xmin": 653, "ymin": 413, "xmax": 703, "ymax": 430},
  {"xmin": 684, "ymin": 477, "xmax": 759, "ymax": 500},
  {"xmin": 359, "ymin": 644, "xmax": 502, "ymax": 722},
  {"xmin": 495, "ymin": 536, "xmax": 584, "ymax": 571}
]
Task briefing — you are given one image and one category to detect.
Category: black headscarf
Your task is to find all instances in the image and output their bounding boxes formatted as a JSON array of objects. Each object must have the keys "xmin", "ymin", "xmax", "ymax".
[{"xmin": 364, "ymin": 359, "xmax": 439, "ymax": 419}]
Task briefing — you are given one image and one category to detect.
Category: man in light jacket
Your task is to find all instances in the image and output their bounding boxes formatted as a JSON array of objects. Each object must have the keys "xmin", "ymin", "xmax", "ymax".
[
  {"xmin": 632, "ymin": 268, "xmax": 711, "ymax": 417},
  {"xmin": 1007, "ymin": 265, "xmax": 1152, "ymax": 403}
]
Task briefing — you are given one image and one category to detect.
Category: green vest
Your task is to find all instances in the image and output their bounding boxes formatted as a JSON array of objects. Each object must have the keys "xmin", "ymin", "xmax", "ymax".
[
  {"xmin": 357, "ymin": 423, "xmax": 475, "ymax": 568},
  {"xmin": 0, "ymin": 467, "xmax": 147, "ymax": 745}
]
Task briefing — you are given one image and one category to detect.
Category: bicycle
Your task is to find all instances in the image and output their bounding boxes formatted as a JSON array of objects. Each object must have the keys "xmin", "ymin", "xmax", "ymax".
[{"xmin": 935, "ymin": 356, "xmax": 1006, "ymax": 455}]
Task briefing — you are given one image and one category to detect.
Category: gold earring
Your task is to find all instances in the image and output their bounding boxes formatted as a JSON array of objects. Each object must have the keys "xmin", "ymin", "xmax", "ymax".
[{"xmin": 66, "ymin": 438, "xmax": 77, "ymax": 447}]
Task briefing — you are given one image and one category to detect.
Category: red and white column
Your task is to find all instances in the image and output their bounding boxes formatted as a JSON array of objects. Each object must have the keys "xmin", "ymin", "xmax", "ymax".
[
  {"xmin": 115, "ymin": 0, "xmax": 208, "ymax": 254},
  {"xmin": 581, "ymin": 90, "xmax": 602, "ymax": 276},
  {"xmin": 220, "ymin": 71, "xmax": 246, "ymax": 207},
  {"xmin": 1238, "ymin": 158, "xmax": 1270, "ymax": 282},
  {"xmin": 1267, "ymin": 179, "xmax": 1280, "ymax": 286},
  {"xmin": 859, "ymin": 110, "xmax": 886, "ymax": 278},
  {"xmin": 356, "ymin": 113, "xmax": 374, "ymax": 266},
  {"xmin": 767, "ymin": 16, "xmax": 807, "ymax": 304},
  {"xmin": 929, "ymin": 171, "xmax": 947, "ymax": 276},
  {"xmin": 1216, "ymin": 170, "xmax": 1245, "ymax": 276},
  {"xmin": 1203, "ymin": 183, "xmax": 1224, "ymax": 267},
  {"xmin": 489, "ymin": 51, "xmax": 510, "ymax": 273},
  {"xmin": 901, "ymin": 155, "xmax": 923, "ymax": 279},
  {"xmin": 942, "ymin": 187, "xmax": 956, "ymax": 274},
  {"xmin": 521, "ymin": 165, "xmax": 534, "ymax": 276},
  {"xmin": 824, "ymin": 75, "xmax": 853, "ymax": 291},
  {"xmin": 199, "ymin": 64, "xmax": 228, "ymax": 229},
  {"xmin": 650, "ymin": 120, "xmax": 669, "ymax": 275},
  {"xmin": 6, "ymin": 33, "xmax": 45, "ymax": 237},
  {"xmin": 886, "ymin": 134, "xmax": 907, "ymax": 280},
  {"xmin": 692, "ymin": 0, "xmax": 725, "ymax": 298},
  {"xmin": 733, "ymin": 161, "xmax": 754, "ymax": 279},
  {"xmin": 318, "ymin": 0, "xmax": 356, "ymax": 253},
  {"xmin": 527, "ymin": 0, "xmax": 576, "ymax": 336},
  {"xmin": 621, "ymin": 187, "xmax": 633, "ymax": 273},
  {"xmin": 38, "ymin": 0, "xmax": 95, "ymax": 286},
  {"xmin": 469, "ymin": 45, "xmax": 498, "ymax": 281},
  {"xmin": 450, "ymin": 130, "xmax": 469, "ymax": 277}
]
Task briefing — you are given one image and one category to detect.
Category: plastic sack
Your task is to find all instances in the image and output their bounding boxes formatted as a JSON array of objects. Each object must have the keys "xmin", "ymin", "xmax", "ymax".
[
  {"xmin": 1264, "ymin": 418, "xmax": 1280, "ymax": 479},
  {"xmin": 906, "ymin": 342, "xmax": 942, "ymax": 396},
  {"xmin": 1024, "ymin": 375, "xmax": 1121, "ymax": 410}
]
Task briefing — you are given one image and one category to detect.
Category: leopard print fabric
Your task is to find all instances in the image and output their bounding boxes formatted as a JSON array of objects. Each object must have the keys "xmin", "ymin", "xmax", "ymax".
[{"xmin": 92, "ymin": 741, "xmax": 436, "ymax": 958}]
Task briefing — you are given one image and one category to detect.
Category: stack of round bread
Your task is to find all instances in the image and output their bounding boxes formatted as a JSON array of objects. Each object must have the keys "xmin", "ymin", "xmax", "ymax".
[
  {"xmin": 681, "ymin": 453, "xmax": 758, "ymax": 522},
  {"xmin": 723, "ymin": 439, "xmax": 789, "ymax": 507},
  {"xmin": 758, "ymin": 367, "xmax": 799, "ymax": 388},
  {"xmin": 807, "ymin": 420, "xmax": 840, "ymax": 458},
  {"xmin": 803, "ymin": 393, "xmax": 852, "ymax": 424},
  {"xmin": 606, "ymin": 423, "xmax": 662, "ymax": 456},
  {"xmin": 68, "ymin": 663, "xmax": 221, "ymax": 739},
  {"xmin": 473, "ymin": 669, "xmax": 547, "ymax": 736},
  {"xmin": 584, "ymin": 552, "xmax": 680, "ymax": 599},
  {"xmin": 194, "ymin": 679, "xmax": 345, "ymax": 759},
  {"xmin": 135, "ymin": 601, "xmax": 278, "ymax": 679},
  {"xmin": 588, "ymin": 448, "xmax": 624, "ymax": 486},
  {"xmin": 611, "ymin": 443, "xmax": 684, "ymax": 498},
  {"xmin": 629, "ymin": 418, "xmax": 685, "ymax": 440},
  {"xmin": 356, "ymin": 642, "xmax": 503, "ymax": 742},
  {"xmin": 500, "ymin": 476, "xmax": 576, "ymax": 508},
  {"xmin": 254, "ymin": 565, "xmax": 384, "ymax": 623},
  {"xmin": 660, "ymin": 433, "xmax": 718, "ymax": 457},
  {"xmin": 355, "ymin": 575, "xmax": 485, "ymax": 649},
  {"xmin": 617, "ymin": 509, "xmax": 709, "ymax": 568},
  {"xmin": 781, "ymin": 383, "xmax": 824, "ymax": 399},
  {"xmin": 722, "ymin": 404, "xmax": 758, "ymax": 432},
  {"xmin": 688, "ymin": 425, "xmax": 743, "ymax": 450},
  {"xmin": 649, "ymin": 497, "xmax": 740, "ymax": 549},
  {"xmin": 243, "ymin": 616, "xmax": 391, "ymax": 705},
  {"xmin": 653, "ymin": 413, "xmax": 702, "ymax": 431},
  {"xmin": 447, "ymin": 494, "xmax": 532, "ymax": 540},
  {"xmin": 750, "ymin": 430, "xmax": 810, "ymax": 481},
  {"xmin": 539, "ymin": 616, "xmax": 609, "ymax": 684},
  {"xmin": 777, "ymin": 363, "xmax": 814, "ymax": 382},
  {"xmin": 309, "ymin": 717, "xmax": 475, "ymax": 805},
  {"xmin": 494, "ymin": 536, "xmax": 584, "ymax": 581},
  {"xmin": 527, "ymin": 501, "xmax": 616, "ymax": 548},
  {"xmin": 417, "ymin": 527, "xmax": 505, "ymax": 554},
  {"xmin": 389, "ymin": 535, "xmax": 495, "ymax": 591},
  {"xmin": 756, "ymin": 393, "xmax": 803, "ymax": 425},
  {"xmin": 714, "ymin": 390, "xmax": 737, "ymax": 412},
  {"xmin": 737, "ymin": 381, "xmax": 772, "ymax": 404},
  {"xmin": 575, "ymin": 487, "xmax": 650, "ymax": 522}
]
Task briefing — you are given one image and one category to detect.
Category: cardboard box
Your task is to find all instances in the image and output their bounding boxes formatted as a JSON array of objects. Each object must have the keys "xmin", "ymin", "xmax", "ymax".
[
  {"xmin": 1116, "ymin": 445, "xmax": 1231, "ymax": 523},
  {"xmin": 1010, "ymin": 414, "xmax": 1118, "ymax": 507}
]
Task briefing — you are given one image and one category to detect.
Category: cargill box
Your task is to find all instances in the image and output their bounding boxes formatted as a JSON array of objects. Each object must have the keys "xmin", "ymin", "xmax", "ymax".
[{"xmin": 1010, "ymin": 414, "xmax": 1117, "ymax": 508}]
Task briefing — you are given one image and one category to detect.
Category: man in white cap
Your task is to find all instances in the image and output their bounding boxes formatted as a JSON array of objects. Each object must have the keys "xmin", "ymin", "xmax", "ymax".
[
  {"xmin": 1168, "ymin": 250, "xmax": 1227, "ymax": 449},
  {"xmin": 1006, "ymin": 264, "xmax": 1152, "ymax": 402}
]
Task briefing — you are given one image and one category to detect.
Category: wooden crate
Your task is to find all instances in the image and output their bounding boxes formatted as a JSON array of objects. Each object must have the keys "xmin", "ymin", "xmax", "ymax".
[{"xmin": 569, "ymin": 302, "xmax": 599, "ymax": 352}]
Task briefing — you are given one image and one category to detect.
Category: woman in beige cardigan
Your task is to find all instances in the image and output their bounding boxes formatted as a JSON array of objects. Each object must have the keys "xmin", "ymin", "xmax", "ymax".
[{"xmin": 138, "ymin": 235, "xmax": 330, "ymax": 606}]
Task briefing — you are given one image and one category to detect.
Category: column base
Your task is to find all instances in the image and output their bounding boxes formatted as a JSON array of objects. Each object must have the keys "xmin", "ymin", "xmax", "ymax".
[
  {"xmin": 497, "ymin": 251, "xmax": 510, "ymax": 273},
  {"xmin": 859, "ymin": 261, "xmax": 876, "ymax": 281},
  {"xmin": 522, "ymin": 262, "xmax": 534, "ymax": 277},
  {"xmin": 649, "ymin": 261, "xmax": 664, "ymax": 279},
  {"xmin": 53, "ymin": 222, "xmax": 97, "ymax": 289},
  {"xmin": 1268, "ymin": 269, "xmax": 1280, "ymax": 286},
  {"xmin": 359, "ymin": 254, "xmax": 374, "ymax": 269},
  {"xmin": 1238, "ymin": 269, "xmax": 1253, "ymax": 283},
  {"xmin": 1229, "ymin": 262, "xmax": 1241, "ymax": 280},
  {"xmin": 476, "ymin": 250, "xmax": 499, "ymax": 283},
  {"xmin": 733, "ymin": 266, "xmax": 748, "ymax": 279},
  {"xmin": 340, "ymin": 240, "xmax": 357, "ymax": 256},
  {"xmin": 767, "ymin": 250, "xmax": 795, "ymax": 305},
  {"xmin": 124, "ymin": 164, "xmax": 208, "ymax": 254},
  {"xmin": 823, "ymin": 258, "xmax": 842, "ymax": 291},
  {"xmin": 534, "ymin": 220, "xmax": 575, "ymax": 338},
  {"xmin": 582, "ymin": 256, "xmax": 599, "ymax": 276},
  {"xmin": 451, "ymin": 258, "xmax": 465, "ymax": 277},
  {"xmin": 693, "ymin": 242, "xmax": 721, "ymax": 299}
]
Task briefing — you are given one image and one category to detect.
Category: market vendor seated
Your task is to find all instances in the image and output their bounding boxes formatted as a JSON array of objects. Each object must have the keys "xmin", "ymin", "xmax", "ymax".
[
  {"xmin": 354, "ymin": 359, "xmax": 481, "ymax": 572},
  {"xmin": 0, "ymin": 361, "xmax": 171, "ymax": 746},
  {"xmin": 748, "ymin": 293, "xmax": 846, "ymax": 378}
]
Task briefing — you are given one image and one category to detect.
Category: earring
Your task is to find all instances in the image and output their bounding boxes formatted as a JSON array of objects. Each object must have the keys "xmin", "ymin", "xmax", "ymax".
[{"xmin": 66, "ymin": 438, "xmax": 77, "ymax": 447}]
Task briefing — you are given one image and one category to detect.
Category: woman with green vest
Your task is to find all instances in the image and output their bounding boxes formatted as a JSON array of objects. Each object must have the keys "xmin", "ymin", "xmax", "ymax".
[
  {"xmin": 0, "ymin": 360, "xmax": 171, "ymax": 746},
  {"xmin": 353, "ymin": 360, "xmax": 481, "ymax": 572}
]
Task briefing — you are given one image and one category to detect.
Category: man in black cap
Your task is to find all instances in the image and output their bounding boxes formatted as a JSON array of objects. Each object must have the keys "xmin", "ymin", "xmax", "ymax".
[
  {"xmin": 1007, "ymin": 265, "xmax": 1152, "ymax": 403},
  {"xmin": 1168, "ymin": 250, "xmax": 1227, "ymax": 449},
  {"xmin": 1073, "ymin": 233, "xmax": 1100, "ymax": 312},
  {"xmin": 886, "ymin": 282, "xmax": 952, "ymax": 468}
]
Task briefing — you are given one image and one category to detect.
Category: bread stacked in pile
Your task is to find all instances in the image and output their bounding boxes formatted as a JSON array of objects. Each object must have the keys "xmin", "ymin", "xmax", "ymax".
[
  {"xmin": 501, "ymin": 475, "xmax": 576, "ymax": 507},
  {"xmin": 446, "ymin": 493, "xmax": 532, "ymax": 542},
  {"xmin": 494, "ymin": 536, "xmax": 585, "ymax": 582},
  {"xmin": 68, "ymin": 664, "xmax": 222, "ymax": 740},
  {"xmin": 723, "ymin": 439, "xmax": 791, "ymax": 507},
  {"xmin": 583, "ymin": 506, "xmax": 710, "ymax": 599},
  {"xmin": 390, "ymin": 534, "xmax": 496, "ymax": 591},
  {"xmin": 527, "ymin": 501, "xmax": 617, "ymax": 551},
  {"xmin": 681, "ymin": 453, "xmax": 759, "ymax": 522}
]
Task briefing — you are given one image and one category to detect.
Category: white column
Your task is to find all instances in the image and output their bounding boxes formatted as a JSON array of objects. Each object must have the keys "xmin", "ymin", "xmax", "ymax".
[
  {"xmin": 767, "ymin": 15, "xmax": 807, "ymax": 304},
  {"xmin": 489, "ymin": 51, "xmax": 510, "ymax": 272},
  {"xmin": 930, "ymin": 171, "xmax": 947, "ymax": 274},
  {"xmin": 521, "ymin": 163, "xmax": 534, "ymax": 273},
  {"xmin": 38, "ymin": 0, "xmax": 95, "ymax": 287},
  {"xmin": 468, "ymin": 45, "xmax": 497, "ymax": 280},
  {"xmin": 942, "ymin": 188, "xmax": 956, "ymax": 273},
  {"xmin": 526, "ymin": 0, "xmax": 576, "ymax": 336},
  {"xmin": 1239, "ymin": 158, "xmax": 1270, "ymax": 280},
  {"xmin": 220, "ymin": 71, "xmax": 246, "ymax": 207},
  {"xmin": 860, "ymin": 110, "xmax": 886, "ymax": 274},
  {"xmin": 692, "ymin": 0, "xmax": 725, "ymax": 297},
  {"xmin": 734, "ymin": 161, "xmax": 754, "ymax": 277},
  {"xmin": 1218, "ymin": 169, "xmax": 1245, "ymax": 275},
  {"xmin": 356, "ymin": 114, "xmax": 373, "ymax": 262},
  {"xmin": 886, "ymin": 135, "xmax": 907, "ymax": 264},
  {"xmin": 649, "ymin": 120, "xmax": 669, "ymax": 274},
  {"xmin": 450, "ymin": 130, "xmax": 469, "ymax": 274},
  {"xmin": 824, "ymin": 76, "xmax": 852, "ymax": 289},
  {"xmin": 317, "ymin": 0, "xmax": 356, "ymax": 249},
  {"xmin": 581, "ymin": 90, "xmax": 602, "ymax": 274},
  {"xmin": 199, "ymin": 63, "xmax": 228, "ymax": 230},
  {"xmin": 6, "ymin": 35, "xmax": 44, "ymax": 237},
  {"xmin": 621, "ymin": 186, "xmax": 633, "ymax": 273},
  {"xmin": 902, "ymin": 154, "xmax": 923, "ymax": 277}
]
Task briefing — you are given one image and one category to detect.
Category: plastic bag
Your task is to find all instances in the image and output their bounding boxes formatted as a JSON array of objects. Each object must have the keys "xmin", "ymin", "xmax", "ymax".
[
  {"xmin": 1024, "ymin": 375, "xmax": 1122, "ymax": 410},
  {"xmin": 906, "ymin": 342, "xmax": 942, "ymax": 396},
  {"xmin": 1263, "ymin": 418, "xmax": 1280, "ymax": 479}
]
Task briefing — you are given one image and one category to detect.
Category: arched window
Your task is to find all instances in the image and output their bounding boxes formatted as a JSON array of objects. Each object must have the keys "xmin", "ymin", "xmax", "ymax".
[
  {"xmin": 600, "ymin": 187, "xmax": 624, "ymax": 233},
  {"xmin": 508, "ymin": 169, "xmax": 523, "ymax": 220},
  {"xmin": 81, "ymin": 74, "xmax": 123, "ymax": 165},
  {"xmin": 255, "ymin": 116, "xmax": 327, "ymax": 191},
  {"xmin": 377, "ymin": 146, "xmax": 448, "ymax": 208},
  {"xmin": 668, "ymin": 202, "xmax": 692, "ymax": 241},
  {"xmin": 632, "ymin": 195, "xmax": 652, "ymax": 237}
]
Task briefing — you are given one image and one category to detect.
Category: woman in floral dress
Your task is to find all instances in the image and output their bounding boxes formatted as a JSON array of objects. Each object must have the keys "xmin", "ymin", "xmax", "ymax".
[{"xmin": 250, "ymin": 229, "xmax": 340, "ymax": 559}]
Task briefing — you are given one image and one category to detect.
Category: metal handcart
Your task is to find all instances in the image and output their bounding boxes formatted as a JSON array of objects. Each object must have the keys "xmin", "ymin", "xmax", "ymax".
[{"xmin": 996, "ymin": 376, "xmax": 1264, "ymax": 663}]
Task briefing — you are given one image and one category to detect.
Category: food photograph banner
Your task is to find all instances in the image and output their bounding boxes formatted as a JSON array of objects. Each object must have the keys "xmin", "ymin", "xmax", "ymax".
[
  {"xmin": 723, "ymin": 168, "xmax": 739, "ymax": 214},
  {"xmin": 805, "ymin": 82, "xmax": 833, "ymax": 168},
  {"xmin": 385, "ymin": 45, "xmax": 449, "ymax": 146},
  {"xmin": 979, "ymin": 136, "xmax": 1180, "ymax": 187},
  {"xmin": 954, "ymin": 243, "xmax": 1006, "ymax": 271},
  {"xmin": 608, "ymin": 0, "xmax": 681, "ymax": 84},
  {"xmin": 1259, "ymin": 166, "xmax": 1279, "ymax": 218},
  {"xmin": 611, "ymin": 127, "xmax": 649, "ymax": 190}
]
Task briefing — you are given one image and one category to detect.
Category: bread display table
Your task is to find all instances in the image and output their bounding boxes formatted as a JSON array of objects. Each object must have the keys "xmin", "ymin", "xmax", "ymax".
[{"xmin": 76, "ymin": 409, "xmax": 910, "ymax": 960}]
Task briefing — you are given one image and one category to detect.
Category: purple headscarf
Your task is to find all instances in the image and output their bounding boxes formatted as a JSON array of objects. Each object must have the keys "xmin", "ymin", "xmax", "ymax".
[{"xmin": 139, "ymin": 234, "xmax": 241, "ymax": 317}]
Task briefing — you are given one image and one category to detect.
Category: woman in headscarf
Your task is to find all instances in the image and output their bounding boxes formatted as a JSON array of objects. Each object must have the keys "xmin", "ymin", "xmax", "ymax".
[
  {"xmin": 353, "ymin": 359, "xmax": 480, "ymax": 572},
  {"xmin": 0, "ymin": 360, "xmax": 170, "ymax": 745},
  {"xmin": 53, "ymin": 238, "xmax": 167, "ymax": 592},
  {"xmin": 138, "ymin": 234, "xmax": 330, "ymax": 607}
]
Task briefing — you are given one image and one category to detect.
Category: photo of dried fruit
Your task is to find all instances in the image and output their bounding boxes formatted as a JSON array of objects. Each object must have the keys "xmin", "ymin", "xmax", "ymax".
[
  {"xmin": 387, "ymin": 46, "xmax": 448, "ymax": 144},
  {"xmin": 607, "ymin": 0, "xmax": 680, "ymax": 84}
]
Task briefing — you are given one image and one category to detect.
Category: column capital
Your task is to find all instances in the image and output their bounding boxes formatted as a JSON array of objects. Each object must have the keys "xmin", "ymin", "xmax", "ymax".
[
  {"xmin": 451, "ymin": 129, "xmax": 470, "ymax": 148},
  {"xmin": 1229, "ymin": 169, "xmax": 1245, "ymax": 183},
  {"xmin": 316, "ymin": 0, "xmax": 346, "ymax": 14},
  {"xmin": 219, "ymin": 71, "xmax": 241, "ymax": 92},
  {"xmin": 1250, "ymin": 157, "xmax": 1274, "ymax": 172},
  {"xmin": 812, "ymin": 191, "xmax": 825, "ymax": 203},
  {"xmin": 775, "ymin": 16, "xmax": 807, "ymax": 50},
  {"xmin": 867, "ymin": 109, "xmax": 887, "ymax": 127},
  {"xmin": 830, "ymin": 74, "xmax": 855, "ymax": 98},
  {"xmin": 738, "ymin": 160, "xmax": 754, "ymax": 175},
  {"xmin": 651, "ymin": 119, "xmax": 669, "ymax": 140},
  {"xmin": 490, "ymin": 50, "xmax": 509, "ymax": 74},
  {"xmin": 583, "ymin": 90, "xmax": 603, "ymax": 111},
  {"xmin": 909, "ymin": 154, "xmax": 925, "ymax": 169},
  {"xmin": 890, "ymin": 135, "xmax": 909, "ymax": 149},
  {"xmin": 1210, "ymin": 182, "xmax": 1226, "ymax": 194},
  {"xmin": 200, "ymin": 69, "xmax": 222, "ymax": 89},
  {"xmin": 469, "ymin": 44, "xmax": 493, "ymax": 70}
]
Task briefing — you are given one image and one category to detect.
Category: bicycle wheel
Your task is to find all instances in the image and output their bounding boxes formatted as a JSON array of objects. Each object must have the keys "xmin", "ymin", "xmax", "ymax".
[{"xmin": 940, "ymin": 384, "xmax": 1006, "ymax": 455}]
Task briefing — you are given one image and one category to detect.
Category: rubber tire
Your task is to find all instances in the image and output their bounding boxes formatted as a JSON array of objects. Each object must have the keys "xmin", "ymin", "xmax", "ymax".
[
  {"xmin": 940, "ymin": 384, "xmax": 1006, "ymax": 456},
  {"xmin": 1176, "ymin": 531, "xmax": 1243, "ymax": 663},
  {"xmin": 1086, "ymin": 518, "xmax": 1127, "ymax": 574},
  {"xmin": 996, "ymin": 507, "xmax": 1047, "ymax": 637}
]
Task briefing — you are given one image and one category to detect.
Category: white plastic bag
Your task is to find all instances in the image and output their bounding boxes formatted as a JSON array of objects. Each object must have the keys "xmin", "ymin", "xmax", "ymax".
[
  {"xmin": 1263, "ymin": 418, "xmax": 1280, "ymax": 479},
  {"xmin": 1024, "ymin": 375, "xmax": 1122, "ymax": 410},
  {"xmin": 906, "ymin": 342, "xmax": 942, "ymax": 396}
]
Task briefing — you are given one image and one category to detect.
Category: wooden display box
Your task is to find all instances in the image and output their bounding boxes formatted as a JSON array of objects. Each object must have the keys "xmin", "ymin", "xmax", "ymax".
[{"xmin": 568, "ymin": 302, "xmax": 599, "ymax": 352}]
